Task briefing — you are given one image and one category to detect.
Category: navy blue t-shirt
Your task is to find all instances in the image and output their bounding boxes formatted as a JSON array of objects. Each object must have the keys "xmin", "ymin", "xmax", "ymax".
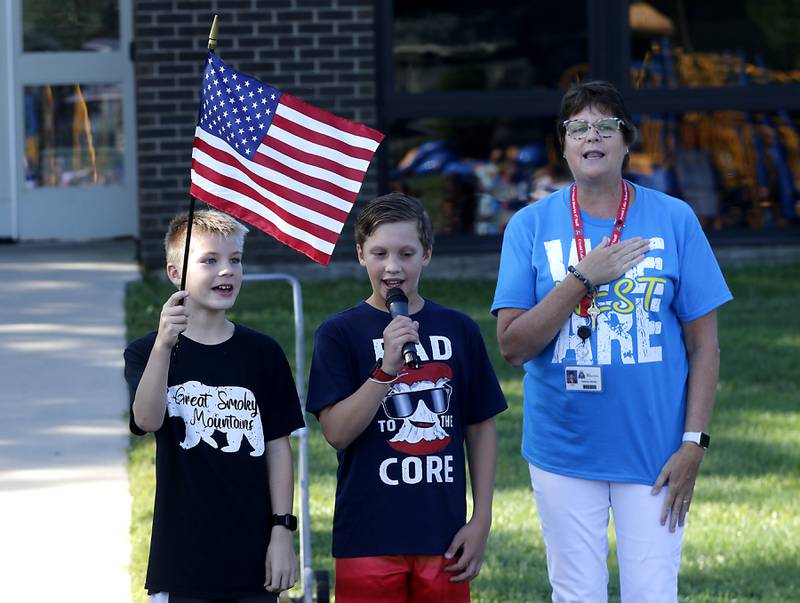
[{"xmin": 306, "ymin": 300, "xmax": 507, "ymax": 558}]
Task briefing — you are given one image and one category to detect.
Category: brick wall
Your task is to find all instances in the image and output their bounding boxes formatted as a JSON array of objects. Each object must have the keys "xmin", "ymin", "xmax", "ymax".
[{"xmin": 134, "ymin": 0, "xmax": 378, "ymax": 268}]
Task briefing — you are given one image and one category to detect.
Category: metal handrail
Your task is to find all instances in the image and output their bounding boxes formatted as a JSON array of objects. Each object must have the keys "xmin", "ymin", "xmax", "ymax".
[{"xmin": 243, "ymin": 273, "xmax": 312, "ymax": 603}]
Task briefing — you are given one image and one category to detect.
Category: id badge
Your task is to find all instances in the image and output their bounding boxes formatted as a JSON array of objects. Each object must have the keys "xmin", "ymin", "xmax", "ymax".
[{"xmin": 565, "ymin": 366, "xmax": 602, "ymax": 392}]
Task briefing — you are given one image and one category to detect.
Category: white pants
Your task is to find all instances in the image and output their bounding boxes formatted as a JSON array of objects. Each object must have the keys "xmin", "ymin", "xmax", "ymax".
[{"xmin": 529, "ymin": 465, "xmax": 684, "ymax": 603}]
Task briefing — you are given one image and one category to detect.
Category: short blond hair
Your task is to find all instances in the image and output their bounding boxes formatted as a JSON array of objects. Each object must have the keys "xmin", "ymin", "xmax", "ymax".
[{"xmin": 164, "ymin": 209, "xmax": 249, "ymax": 267}]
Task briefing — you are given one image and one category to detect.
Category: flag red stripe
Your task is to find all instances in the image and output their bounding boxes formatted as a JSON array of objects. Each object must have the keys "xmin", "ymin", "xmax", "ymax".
[
  {"xmin": 192, "ymin": 158, "xmax": 340, "ymax": 244},
  {"xmin": 272, "ymin": 113, "xmax": 375, "ymax": 162},
  {"xmin": 280, "ymin": 92, "xmax": 384, "ymax": 144},
  {"xmin": 194, "ymin": 137, "xmax": 351, "ymax": 223},
  {"xmin": 249, "ymin": 150, "xmax": 357, "ymax": 204},
  {"xmin": 191, "ymin": 183, "xmax": 332, "ymax": 265},
  {"xmin": 262, "ymin": 135, "xmax": 365, "ymax": 183}
]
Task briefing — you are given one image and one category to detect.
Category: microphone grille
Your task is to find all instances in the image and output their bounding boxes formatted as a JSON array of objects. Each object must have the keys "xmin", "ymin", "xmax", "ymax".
[{"xmin": 385, "ymin": 287, "xmax": 407, "ymax": 308}]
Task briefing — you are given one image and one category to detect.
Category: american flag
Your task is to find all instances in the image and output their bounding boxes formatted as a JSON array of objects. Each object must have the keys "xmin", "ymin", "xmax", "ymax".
[{"xmin": 190, "ymin": 52, "xmax": 384, "ymax": 265}]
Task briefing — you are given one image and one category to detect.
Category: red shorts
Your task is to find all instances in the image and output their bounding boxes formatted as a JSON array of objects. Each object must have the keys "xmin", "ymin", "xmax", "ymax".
[{"xmin": 335, "ymin": 555, "xmax": 470, "ymax": 603}]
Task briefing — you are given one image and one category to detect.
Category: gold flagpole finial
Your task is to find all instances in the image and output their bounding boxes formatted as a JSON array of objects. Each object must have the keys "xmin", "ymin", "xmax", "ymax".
[{"xmin": 208, "ymin": 14, "xmax": 219, "ymax": 51}]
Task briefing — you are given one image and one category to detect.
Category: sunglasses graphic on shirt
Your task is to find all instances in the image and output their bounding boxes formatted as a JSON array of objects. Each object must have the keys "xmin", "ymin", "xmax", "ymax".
[{"xmin": 382, "ymin": 386, "xmax": 452, "ymax": 420}]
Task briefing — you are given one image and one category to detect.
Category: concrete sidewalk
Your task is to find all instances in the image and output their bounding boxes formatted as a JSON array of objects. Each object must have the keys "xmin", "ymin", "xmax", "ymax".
[{"xmin": 0, "ymin": 240, "xmax": 138, "ymax": 602}]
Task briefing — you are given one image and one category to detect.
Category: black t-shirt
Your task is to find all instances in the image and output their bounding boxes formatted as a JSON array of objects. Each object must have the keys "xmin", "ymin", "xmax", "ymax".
[
  {"xmin": 306, "ymin": 300, "xmax": 507, "ymax": 558},
  {"xmin": 124, "ymin": 324, "xmax": 305, "ymax": 598}
]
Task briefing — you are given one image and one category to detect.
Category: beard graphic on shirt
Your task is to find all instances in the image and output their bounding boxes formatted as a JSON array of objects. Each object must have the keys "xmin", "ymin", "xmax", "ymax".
[{"xmin": 383, "ymin": 362, "xmax": 452, "ymax": 455}]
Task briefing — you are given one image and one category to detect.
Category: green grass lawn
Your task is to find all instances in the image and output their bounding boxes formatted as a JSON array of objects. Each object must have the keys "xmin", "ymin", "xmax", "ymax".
[{"xmin": 125, "ymin": 263, "xmax": 800, "ymax": 603}]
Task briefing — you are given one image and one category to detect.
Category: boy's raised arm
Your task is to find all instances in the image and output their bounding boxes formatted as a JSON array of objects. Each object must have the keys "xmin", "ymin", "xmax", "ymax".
[
  {"xmin": 264, "ymin": 436, "xmax": 298, "ymax": 594},
  {"xmin": 318, "ymin": 314, "xmax": 419, "ymax": 449},
  {"xmin": 318, "ymin": 379, "xmax": 393, "ymax": 449},
  {"xmin": 444, "ymin": 417, "xmax": 498, "ymax": 583},
  {"xmin": 132, "ymin": 290, "xmax": 189, "ymax": 432}
]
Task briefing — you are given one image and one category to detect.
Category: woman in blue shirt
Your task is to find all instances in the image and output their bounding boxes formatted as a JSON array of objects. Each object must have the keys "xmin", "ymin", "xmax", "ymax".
[{"xmin": 492, "ymin": 81, "xmax": 731, "ymax": 603}]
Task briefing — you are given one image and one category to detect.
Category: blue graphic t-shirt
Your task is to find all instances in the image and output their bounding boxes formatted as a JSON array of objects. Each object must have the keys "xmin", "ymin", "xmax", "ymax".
[
  {"xmin": 491, "ymin": 183, "xmax": 732, "ymax": 485},
  {"xmin": 306, "ymin": 300, "xmax": 507, "ymax": 558}
]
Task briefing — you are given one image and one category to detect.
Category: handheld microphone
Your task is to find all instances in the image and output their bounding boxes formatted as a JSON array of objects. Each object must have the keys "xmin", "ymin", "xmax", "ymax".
[{"xmin": 385, "ymin": 287, "xmax": 421, "ymax": 368}]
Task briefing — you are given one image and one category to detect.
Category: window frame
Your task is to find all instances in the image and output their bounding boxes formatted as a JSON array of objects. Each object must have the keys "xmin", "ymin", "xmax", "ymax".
[{"xmin": 374, "ymin": 0, "xmax": 800, "ymax": 249}]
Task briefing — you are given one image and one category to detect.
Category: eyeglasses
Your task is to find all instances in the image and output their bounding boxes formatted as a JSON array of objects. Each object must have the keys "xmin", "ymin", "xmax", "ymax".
[
  {"xmin": 382, "ymin": 386, "xmax": 451, "ymax": 419},
  {"xmin": 562, "ymin": 117, "xmax": 625, "ymax": 140}
]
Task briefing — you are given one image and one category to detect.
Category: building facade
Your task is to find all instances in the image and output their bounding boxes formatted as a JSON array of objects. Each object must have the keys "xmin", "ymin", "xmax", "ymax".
[{"xmin": 2, "ymin": 1, "xmax": 798, "ymax": 267}]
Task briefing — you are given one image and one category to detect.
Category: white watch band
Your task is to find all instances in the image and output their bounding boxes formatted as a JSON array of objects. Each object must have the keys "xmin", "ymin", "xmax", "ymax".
[
  {"xmin": 682, "ymin": 431, "xmax": 702, "ymax": 445},
  {"xmin": 682, "ymin": 431, "xmax": 709, "ymax": 448}
]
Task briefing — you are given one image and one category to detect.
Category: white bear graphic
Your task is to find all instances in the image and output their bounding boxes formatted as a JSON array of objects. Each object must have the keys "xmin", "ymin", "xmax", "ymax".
[{"xmin": 166, "ymin": 381, "xmax": 264, "ymax": 456}]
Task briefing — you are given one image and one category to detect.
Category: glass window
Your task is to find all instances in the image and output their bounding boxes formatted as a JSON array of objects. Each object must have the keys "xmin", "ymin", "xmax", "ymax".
[
  {"xmin": 390, "ymin": 110, "xmax": 800, "ymax": 236},
  {"xmin": 394, "ymin": 0, "xmax": 588, "ymax": 93},
  {"xmin": 23, "ymin": 0, "xmax": 119, "ymax": 52},
  {"xmin": 627, "ymin": 110, "xmax": 800, "ymax": 228},
  {"xmin": 23, "ymin": 83, "xmax": 125, "ymax": 188},
  {"xmin": 630, "ymin": 1, "xmax": 800, "ymax": 88},
  {"xmin": 389, "ymin": 116, "xmax": 570, "ymax": 236}
]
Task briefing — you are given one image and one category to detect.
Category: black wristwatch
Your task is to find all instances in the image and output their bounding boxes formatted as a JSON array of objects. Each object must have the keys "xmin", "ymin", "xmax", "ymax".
[
  {"xmin": 682, "ymin": 431, "xmax": 711, "ymax": 449},
  {"xmin": 272, "ymin": 513, "xmax": 298, "ymax": 531}
]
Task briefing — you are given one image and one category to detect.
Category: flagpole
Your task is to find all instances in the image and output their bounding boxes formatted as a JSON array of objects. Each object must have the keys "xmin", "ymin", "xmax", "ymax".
[
  {"xmin": 207, "ymin": 13, "xmax": 219, "ymax": 52},
  {"xmin": 179, "ymin": 15, "xmax": 219, "ymax": 292}
]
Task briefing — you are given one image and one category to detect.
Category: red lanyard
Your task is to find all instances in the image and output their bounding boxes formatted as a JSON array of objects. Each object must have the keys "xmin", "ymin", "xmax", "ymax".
[{"xmin": 569, "ymin": 180, "xmax": 630, "ymax": 316}]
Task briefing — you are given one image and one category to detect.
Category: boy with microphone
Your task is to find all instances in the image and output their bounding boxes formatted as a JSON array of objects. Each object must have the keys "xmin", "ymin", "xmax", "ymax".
[{"xmin": 307, "ymin": 193, "xmax": 507, "ymax": 602}]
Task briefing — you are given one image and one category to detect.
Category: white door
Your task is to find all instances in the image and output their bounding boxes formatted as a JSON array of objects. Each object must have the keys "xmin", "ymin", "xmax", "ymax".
[
  {"xmin": 11, "ymin": 0, "xmax": 137, "ymax": 240},
  {"xmin": 0, "ymin": 1, "xmax": 16, "ymax": 239}
]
